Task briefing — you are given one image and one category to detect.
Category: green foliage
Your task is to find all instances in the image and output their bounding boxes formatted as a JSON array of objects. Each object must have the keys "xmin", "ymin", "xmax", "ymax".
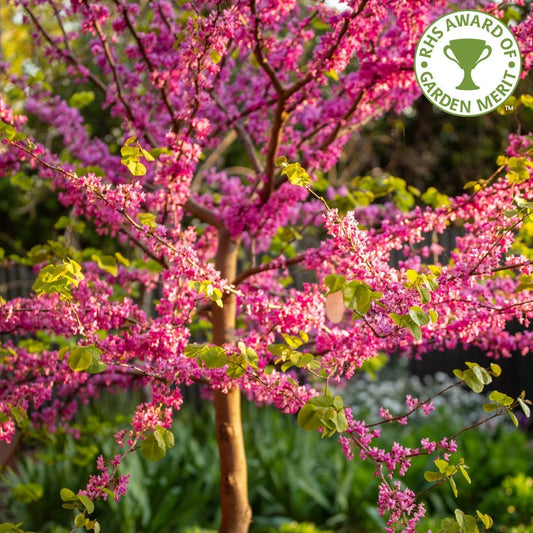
[
  {"xmin": 185, "ymin": 344, "xmax": 227, "ymax": 369},
  {"xmin": 480, "ymin": 474, "xmax": 533, "ymax": 529},
  {"xmin": 189, "ymin": 280, "xmax": 223, "ymax": 308},
  {"xmin": 1, "ymin": 392, "xmax": 380, "ymax": 532},
  {"xmin": 53, "ymin": 216, "xmax": 86, "ymax": 235},
  {"xmin": 245, "ymin": 401, "xmax": 384, "ymax": 531},
  {"xmin": 342, "ymin": 280, "xmax": 382, "ymax": 316},
  {"xmin": 516, "ymin": 274, "xmax": 533, "ymax": 292},
  {"xmin": 268, "ymin": 331, "xmax": 320, "ymax": 373},
  {"xmin": 91, "ymin": 254, "xmax": 118, "ymax": 277},
  {"xmin": 60, "ymin": 488, "xmax": 100, "ymax": 532},
  {"xmin": 482, "ymin": 390, "xmax": 528, "ymax": 427},
  {"xmin": 424, "ymin": 457, "xmax": 471, "ymax": 498},
  {"xmin": 341, "ymin": 364, "xmax": 532, "ymax": 531},
  {"xmin": 60, "ymin": 488, "xmax": 94, "ymax": 513},
  {"xmin": 137, "ymin": 212, "xmax": 158, "ymax": 229},
  {"xmin": 297, "ymin": 395, "xmax": 348, "ymax": 438},
  {"xmin": 453, "ymin": 362, "xmax": 501, "ymax": 394},
  {"xmin": 68, "ymin": 91, "xmax": 95, "ymax": 110},
  {"xmin": 497, "ymin": 93, "xmax": 533, "ymax": 116},
  {"xmin": 330, "ymin": 174, "xmax": 421, "ymax": 213},
  {"xmin": 0, "ymin": 404, "xmax": 28, "ymax": 430},
  {"xmin": 10, "ymin": 484, "xmax": 43, "ymax": 505},
  {"xmin": 227, "ymin": 341, "xmax": 259, "ymax": 378},
  {"xmin": 275, "ymin": 157, "xmax": 310, "ymax": 187},
  {"xmin": 503, "ymin": 195, "xmax": 533, "ymax": 219},
  {"xmin": 141, "ymin": 426, "xmax": 175, "ymax": 462},
  {"xmin": 0, "ymin": 524, "xmax": 35, "ymax": 533},
  {"xmin": 208, "ymin": 49, "xmax": 222, "ymax": 64},
  {"xmin": 2, "ymin": 374, "xmax": 532, "ymax": 533},
  {"xmin": 389, "ymin": 303, "xmax": 437, "ymax": 340},
  {"xmin": 390, "ymin": 305, "xmax": 432, "ymax": 340},
  {"xmin": 439, "ymin": 508, "xmax": 493, "ymax": 533},
  {"xmin": 323, "ymin": 274, "xmax": 382, "ymax": 317},
  {"xmin": 402, "ymin": 266, "xmax": 441, "ymax": 304},
  {"xmin": 10, "ymin": 173, "xmax": 34, "ymax": 192},
  {"xmin": 262, "ymin": 226, "xmax": 301, "ymax": 261},
  {"xmin": 453, "ymin": 365, "xmax": 531, "ymax": 428},
  {"xmin": 359, "ymin": 353, "xmax": 388, "ymax": 379},
  {"xmin": 60, "ymin": 345, "xmax": 107, "ymax": 374},
  {"xmin": 506, "ymin": 156, "xmax": 533, "ymax": 185},
  {"xmin": 120, "ymin": 136, "xmax": 155, "ymax": 176},
  {"xmin": 0, "ymin": 120, "xmax": 29, "ymax": 143},
  {"xmin": 32, "ymin": 258, "xmax": 84, "ymax": 301},
  {"xmin": 422, "ymin": 186, "xmax": 450, "ymax": 208},
  {"xmin": 323, "ymin": 274, "xmax": 346, "ymax": 295},
  {"xmin": 24, "ymin": 240, "xmax": 71, "ymax": 266},
  {"xmin": 510, "ymin": 214, "xmax": 533, "ymax": 261}
]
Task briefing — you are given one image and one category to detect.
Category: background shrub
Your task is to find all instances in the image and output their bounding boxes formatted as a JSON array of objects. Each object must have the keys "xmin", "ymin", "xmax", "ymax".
[{"xmin": 1, "ymin": 363, "xmax": 531, "ymax": 532}]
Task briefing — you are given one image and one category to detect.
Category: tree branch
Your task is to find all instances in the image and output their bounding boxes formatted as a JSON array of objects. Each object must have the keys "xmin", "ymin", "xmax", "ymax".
[
  {"xmin": 83, "ymin": 0, "xmax": 137, "ymax": 127},
  {"xmin": 23, "ymin": 6, "xmax": 108, "ymax": 95},
  {"xmin": 250, "ymin": 0, "xmax": 284, "ymax": 96},
  {"xmin": 212, "ymin": 94, "xmax": 264, "ymax": 177},
  {"xmin": 192, "ymin": 130, "xmax": 238, "ymax": 192},
  {"xmin": 232, "ymin": 253, "xmax": 306, "ymax": 286},
  {"xmin": 468, "ymin": 214, "xmax": 529, "ymax": 276},
  {"xmin": 260, "ymin": 98, "xmax": 289, "ymax": 203},
  {"xmin": 318, "ymin": 89, "xmax": 365, "ymax": 152},
  {"xmin": 184, "ymin": 198, "xmax": 221, "ymax": 228},
  {"xmin": 118, "ymin": 228, "xmax": 168, "ymax": 267},
  {"xmin": 112, "ymin": 0, "xmax": 181, "ymax": 132}
]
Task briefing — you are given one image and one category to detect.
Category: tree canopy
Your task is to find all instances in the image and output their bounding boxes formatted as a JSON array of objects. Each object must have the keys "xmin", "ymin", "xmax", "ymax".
[{"xmin": 0, "ymin": 1, "xmax": 532, "ymax": 532}]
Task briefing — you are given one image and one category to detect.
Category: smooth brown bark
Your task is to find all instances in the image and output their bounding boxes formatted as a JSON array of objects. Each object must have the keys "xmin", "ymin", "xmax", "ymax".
[
  {"xmin": 213, "ymin": 229, "xmax": 252, "ymax": 533},
  {"xmin": 214, "ymin": 388, "xmax": 252, "ymax": 533}
]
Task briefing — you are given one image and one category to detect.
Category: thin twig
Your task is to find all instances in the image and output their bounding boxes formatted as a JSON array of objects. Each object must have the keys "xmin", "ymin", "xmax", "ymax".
[
  {"xmin": 23, "ymin": 6, "xmax": 108, "ymax": 95},
  {"xmin": 112, "ymin": 0, "xmax": 181, "ymax": 132},
  {"xmin": 192, "ymin": 130, "xmax": 238, "ymax": 192},
  {"xmin": 83, "ymin": 0, "xmax": 137, "ymax": 127},
  {"xmin": 232, "ymin": 253, "xmax": 306, "ymax": 286}
]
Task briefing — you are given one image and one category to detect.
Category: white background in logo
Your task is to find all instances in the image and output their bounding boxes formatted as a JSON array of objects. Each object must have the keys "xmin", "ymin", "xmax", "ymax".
[{"xmin": 415, "ymin": 11, "xmax": 521, "ymax": 117}]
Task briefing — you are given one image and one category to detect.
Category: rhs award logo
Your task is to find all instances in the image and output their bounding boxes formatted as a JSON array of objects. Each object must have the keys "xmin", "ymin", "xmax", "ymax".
[{"xmin": 414, "ymin": 10, "xmax": 521, "ymax": 117}]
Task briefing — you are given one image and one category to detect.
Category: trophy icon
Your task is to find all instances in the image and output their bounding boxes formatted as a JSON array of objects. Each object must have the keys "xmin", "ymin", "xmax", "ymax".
[{"xmin": 443, "ymin": 39, "xmax": 492, "ymax": 90}]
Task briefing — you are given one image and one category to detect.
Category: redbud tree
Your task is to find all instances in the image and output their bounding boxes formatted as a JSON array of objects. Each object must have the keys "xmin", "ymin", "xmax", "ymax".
[{"xmin": 0, "ymin": 0, "xmax": 532, "ymax": 531}]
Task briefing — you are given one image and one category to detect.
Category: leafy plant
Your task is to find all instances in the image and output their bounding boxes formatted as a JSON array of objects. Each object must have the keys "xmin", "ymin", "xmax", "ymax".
[{"xmin": 480, "ymin": 474, "xmax": 533, "ymax": 530}]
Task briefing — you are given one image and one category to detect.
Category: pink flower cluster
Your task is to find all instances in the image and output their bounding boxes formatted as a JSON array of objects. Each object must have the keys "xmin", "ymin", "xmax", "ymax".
[
  {"xmin": 378, "ymin": 481, "xmax": 426, "ymax": 533},
  {"xmin": 79, "ymin": 454, "xmax": 130, "ymax": 503}
]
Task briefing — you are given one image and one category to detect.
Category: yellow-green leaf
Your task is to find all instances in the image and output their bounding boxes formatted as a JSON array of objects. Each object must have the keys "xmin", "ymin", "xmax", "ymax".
[
  {"xmin": 459, "ymin": 465, "xmax": 471, "ymax": 484},
  {"xmin": 74, "ymin": 514, "xmax": 86, "ymax": 527},
  {"xmin": 137, "ymin": 212, "xmax": 158, "ymax": 229},
  {"xmin": 424, "ymin": 471, "xmax": 441, "ymax": 482},
  {"xmin": 520, "ymin": 94, "xmax": 533, "ymax": 108},
  {"xmin": 209, "ymin": 49, "xmax": 222, "ymax": 63},
  {"xmin": 406, "ymin": 269, "xmax": 418, "ymax": 284},
  {"xmin": 476, "ymin": 511, "xmax": 493, "ymax": 529},
  {"xmin": 282, "ymin": 162, "xmax": 310, "ymax": 187},
  {"xmin": 517, "ymin": 397, "xmax": 531, "ymax": 418},
  {"xmin": 78, "ymin": 493, "xmax": 94, "ymax": 513},
  {"xmin": 449, "ymin": 476, "xmax": 458, "ymax": 498},
  {"xmin": 114, "ymin": 252, "xmax": 130, "ymax": 267},
  {"xmin": 91, "ymin": 254, "xmax": 118, "ymax": 277}
]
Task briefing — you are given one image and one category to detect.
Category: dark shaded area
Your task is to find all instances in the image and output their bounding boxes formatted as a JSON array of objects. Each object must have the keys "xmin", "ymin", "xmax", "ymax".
[{"xmin": 409, "ymin": 339, "xmax": 533, "ymax": 403}]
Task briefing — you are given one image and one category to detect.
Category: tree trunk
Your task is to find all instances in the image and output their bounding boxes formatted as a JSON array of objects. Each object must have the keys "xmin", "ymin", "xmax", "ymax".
[
  {"xmin": 213, "ymin": 229, "xmax": 252, "ymax": 533},
  {"xmin": 214, "ymin": 388, "xmax": 251, "ymax": 532}
]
